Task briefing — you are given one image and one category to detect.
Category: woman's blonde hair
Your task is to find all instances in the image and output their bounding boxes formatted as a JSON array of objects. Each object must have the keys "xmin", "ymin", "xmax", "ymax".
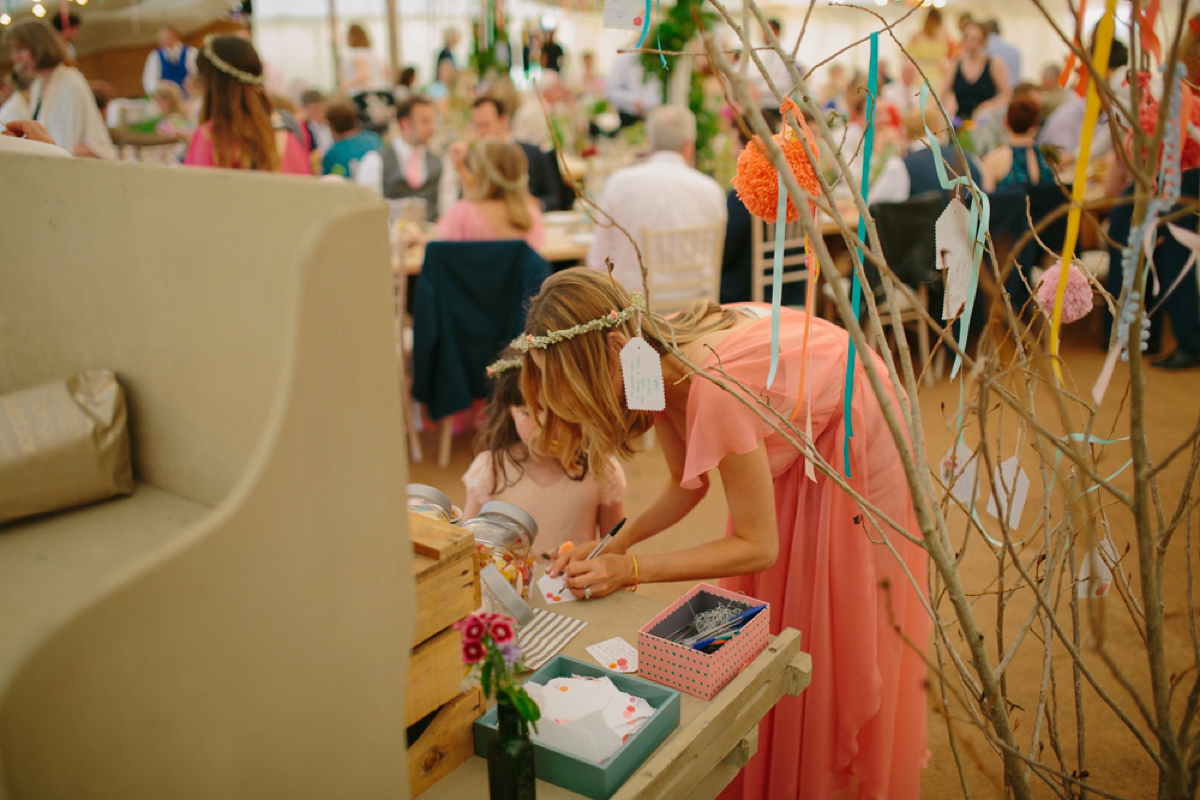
[
  {"xmin": 153, "ymin": 82, "xmax": 185, "ymax": 116},
  {"xmin": 467, "ymin": 138, "xmax": 534, "ymax": 231},
  {"xmin": 347, "ymin": 24, "xmax": 370, "ymax": 49},
  {"xmin": 519, "ymin": 268, "xmax": 738, "ymax": 478},
  {"xmin": 196, "ymin": 35, "xmax": 278, "ymax": 171}
]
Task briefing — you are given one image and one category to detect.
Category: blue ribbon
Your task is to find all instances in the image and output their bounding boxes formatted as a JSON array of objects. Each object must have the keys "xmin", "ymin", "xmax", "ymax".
[
  {"xmin": 635, "ymin": 0, "xmax": 651, "ymax": 49},
  {"xmin": 918, "ymin": 84, "xmax": 989, "ymax": 379},
  {"xmin": 841, "ymin": 32, "xmax": 879, "ymax": 477},
  {"xmin": 767, "ymin": 173, "xmax": 787, "ymax": 387}
]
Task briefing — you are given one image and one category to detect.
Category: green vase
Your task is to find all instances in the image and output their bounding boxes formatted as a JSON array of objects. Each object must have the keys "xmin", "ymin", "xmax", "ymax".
[{"xmin": 488, "ymin": 699, "xmax": 536, "ymax": 800}]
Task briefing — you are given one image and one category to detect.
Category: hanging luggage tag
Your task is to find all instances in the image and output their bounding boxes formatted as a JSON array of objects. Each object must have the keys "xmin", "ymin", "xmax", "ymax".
[
  {"xmin": 620, "ymin": 337, "xmax": 665, "ymax": 411},
  {"xmin": 936, "ymin": 197, "xmax": 972, "ymax": 321}
]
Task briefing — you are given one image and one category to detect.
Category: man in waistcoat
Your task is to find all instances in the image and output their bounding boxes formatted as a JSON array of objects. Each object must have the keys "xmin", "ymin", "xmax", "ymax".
[
  {"xmin": 142, "ymin": 26, "xmax": 196, "ymax": 97},
  {"xmin": 355, "ymin": 95, "xmax": 441, "ymax": 223}
]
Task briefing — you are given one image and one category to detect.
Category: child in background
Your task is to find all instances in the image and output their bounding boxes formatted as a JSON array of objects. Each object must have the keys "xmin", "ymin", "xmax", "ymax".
[
  {"xmin": 462, "ymin": 355, "xmax": 625, "ymax": 560},
  {"xmin": 153, "ymin": 82, "xmax": 195, "ymax": 139}
]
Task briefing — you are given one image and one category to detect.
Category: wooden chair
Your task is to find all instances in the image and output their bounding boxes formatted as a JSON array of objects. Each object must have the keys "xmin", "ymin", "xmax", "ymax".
[
  {"xmin": 750, "ymin": 216, "xmax": 810, "ymax": 308},
  {"xmin": 638, "ymin": 223, "xmax": 725, "ymax": 315}
]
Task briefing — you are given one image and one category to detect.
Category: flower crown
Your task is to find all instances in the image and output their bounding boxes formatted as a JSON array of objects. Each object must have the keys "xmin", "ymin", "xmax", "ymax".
[
  {"xmin": 201, "ymin": 35, "xmax": 265, "ymax": 87},
  {"xmin": 511, "ymin": 291, "xmax": 644, "ymax": 353},
  {"xmin": 485, "ymin": 355, "xmax": 523, "ymax": 377}
]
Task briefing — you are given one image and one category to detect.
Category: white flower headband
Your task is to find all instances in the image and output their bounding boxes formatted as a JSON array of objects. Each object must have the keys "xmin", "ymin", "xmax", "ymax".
[
  {"xmin": 485, "ymin": 355, "xmax": 523, "ymax": 376},
  {"xmin": 201, "ymin": 35, "xmax": 265, "ymax": 87},
  {"xmin": 511, "ymin": 291, "xmax": 645, "ymax": 353},
  {"xmin": 471, "ymin": 139, "xmax": 530, "ymax": 193}
]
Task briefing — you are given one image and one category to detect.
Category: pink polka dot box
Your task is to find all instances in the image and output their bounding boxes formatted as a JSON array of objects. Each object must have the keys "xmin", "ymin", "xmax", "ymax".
[{"xmin": 637, "ymin": 583, "xmax": 770, "ymax": 700}]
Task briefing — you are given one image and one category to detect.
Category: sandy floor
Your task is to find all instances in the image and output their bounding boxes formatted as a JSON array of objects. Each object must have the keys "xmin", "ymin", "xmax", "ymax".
[{"xmin": 409, "ymin": 323, "xmax": 1200, "ymax": 798}]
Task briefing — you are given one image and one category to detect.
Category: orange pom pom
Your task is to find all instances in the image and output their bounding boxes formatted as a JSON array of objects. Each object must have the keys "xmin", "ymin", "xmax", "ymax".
[{"xmin": 732, "ymin": 104, "xmax": 821, "ymax": 223}]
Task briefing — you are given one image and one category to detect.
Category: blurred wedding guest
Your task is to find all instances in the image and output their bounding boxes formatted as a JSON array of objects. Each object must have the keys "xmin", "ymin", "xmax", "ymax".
[
  {"xmin": 984, "ymin": 19, "xmax": 1021, "ymax": 85},
  {"xmin": 471, "ymin": 95, "xmax": 562, "ymax": 210},
  {"xmin": 436, "ymin": 27, "xmax": 459, "ymax": 75},
  {"xmin": 299, "ymin": 88, "xmax": 333, "ymax": 153},
  {"xmin": 2, "ymin": 19, "xmax": 114, "ymax": 158},
  {"xmin": 393, "ymin": 66, "xmax": 417, "ymax": 103},
  {"xmin": 0, "ymin": 70, "xmax": 33, "ymax": 123},
  {"xmin": 356, "ymin": 95, "xmax": 441, "ymax": 221},
  {"xmin": 870, "ymin": 103, "xmax": 984, "ymax": 204},
  {"xmin": 574, "ymin": 50, "xmax": 604, "ymax": 97},
  {"xmin": 511, "ymin": 71, "xmax": 585, "ymax": 153},
  {"xmin": 982, "ymin": 96, "xmax": 1053, "ymax": 191},
  {"xmin": 50, "ymin": 12, "xmax": 80, "ymax": 63},
  {"xmin": 605, "ymin": 44, "xmax": 662, "ymax": 129},
  {"xmin": 339, "ymin": 23, "xmax": 392, "ymax": 127},
  {"xmin": 945, "ymin": 21, "xmax": 1010, "ymax": 121},
  {"xmin": 152, "ymin": 82, "xmax": 195, "ymax": 139},
  {"xmin": 586, "ymin": 106, "xmax": 726, "ymax": 293},
  {"xmin": 908, "ymin": 8, "xmax": 953, "ymax": 92},
  {"xmin": 1037, "ymin": 62, "xmax": 1069, "ymax": 118},
  {"xmin": 184, "ymin": 35, "xmax": 309, "ymax": 174},
  {"xmin": 541, "ymin": 27, "xmax": 564, "ymax": 73},
  {"xmin": 437, "ymin": 138, "xmax": 545, "ymax": 248},
  {"xmin": 321, "ymin": 98, "xmax": 381, "ymax": 178},
  {"xmin": 143, "ymin": 25, "xmax": 197, "ymax": 97},
  {"xmin": 882, "ymin": 60, "xmax": 922, "ymax": 113},
  {"xmin": 1039, "ymin": 39, "xmax": 1127, "ymax": 170},
  {"xmin": 747, "ymin": 17, "xmax": 800, "ymax": 111}
]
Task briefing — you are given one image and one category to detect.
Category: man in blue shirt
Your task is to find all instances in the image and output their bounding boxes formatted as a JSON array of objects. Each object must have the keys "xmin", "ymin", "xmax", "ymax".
[{"xmin": 322, "ymin": 98, "xmax": 382, "ymax": 179}]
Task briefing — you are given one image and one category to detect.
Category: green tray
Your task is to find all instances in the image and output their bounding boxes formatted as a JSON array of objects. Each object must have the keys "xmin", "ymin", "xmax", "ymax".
[{"xmin": 473, "ymin": 656, "xmax": 681, "ymax": 799}]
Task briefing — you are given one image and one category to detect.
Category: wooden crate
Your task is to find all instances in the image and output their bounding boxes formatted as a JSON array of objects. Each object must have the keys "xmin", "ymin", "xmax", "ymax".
[{"xmin": 408, "ymin": 512, "xmax": 482, "ymax": 796}]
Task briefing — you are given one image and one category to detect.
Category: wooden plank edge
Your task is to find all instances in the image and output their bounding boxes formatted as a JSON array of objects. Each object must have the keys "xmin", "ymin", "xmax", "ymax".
[
  {"xmin": 408, "ymin": 688, "xmax": 484, "ymax": 797},
  {"xmin": 610, "ymin": 628, "xmax": 804, "ymax": 800},
  {"xmin": 722, "ymin": 725, "xmax": 758, "ymax": 768}
]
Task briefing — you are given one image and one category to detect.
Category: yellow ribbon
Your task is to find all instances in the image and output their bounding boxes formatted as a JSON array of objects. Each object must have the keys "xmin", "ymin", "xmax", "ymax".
[{"xmin": 1050, "ymin": 0, "xmax": 1117, "ymax": 380}]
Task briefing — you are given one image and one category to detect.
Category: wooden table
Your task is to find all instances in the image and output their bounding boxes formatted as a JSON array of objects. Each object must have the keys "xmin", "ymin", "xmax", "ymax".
[
  {"xmin": 419, "ymin": 588, "xmax": 811, "ymax": 800},
  {"xmin": 108, "ymin": 128, "xmax": 186, "ymax": 162}
]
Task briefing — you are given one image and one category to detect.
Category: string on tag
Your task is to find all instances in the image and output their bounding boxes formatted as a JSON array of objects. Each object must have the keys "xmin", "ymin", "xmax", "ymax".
[
  {"xmin": 1049, "ymin": 0, "xmax": 1116, "ymax": 382},
  {"xmin": 841, "ymin": 32, "xmax": 879, "ymax": 478},
  {"xmin": 919, "ymin": 84, "xmax": 990, "ymax": 380},
  {"xmin": 791, "ymin": 205, "xmax": 820, "ymax": 482}
]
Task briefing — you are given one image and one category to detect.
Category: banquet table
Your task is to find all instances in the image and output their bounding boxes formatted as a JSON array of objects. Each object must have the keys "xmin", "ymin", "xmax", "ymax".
[
  {"xmin": 418, "ymin": 584, "xmax": 811, "ymax": 800},
  {"xmin": 395, "ymin": 210, "xmax": 595, "ymax": 275}
]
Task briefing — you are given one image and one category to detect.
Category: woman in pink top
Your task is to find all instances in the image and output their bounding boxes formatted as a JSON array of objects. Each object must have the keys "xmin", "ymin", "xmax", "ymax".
[
  {"xmin": 437, "ymin": 138, "xmax": 545, "ymax": 248},
  {"xmin": 183, "ymin": 35, "xmax": 309, "ymax": 175},
  {"xmin": 536, "ymin": 269, "xmax": 929, "ymax": 800}
]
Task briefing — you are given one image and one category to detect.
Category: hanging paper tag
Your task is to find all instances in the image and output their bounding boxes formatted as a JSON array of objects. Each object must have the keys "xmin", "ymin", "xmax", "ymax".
[
  {"xmin": 1076, "ymin": 537, "xmax": 1119, "ymax": 598},
  {"xmin": 936, "ymin": 197, "xmax": 972, "ymax": 320},
  {"xmin": 620, "ymin": 337, "xmax": 666, "ymax": 411},
  {"xmin": 985, "ymin": 457, "xmax": 1031, "ymax": 529},
  {"xmin": 941, "ymin": 442, "xmax": 979, "ymax": 505},
  {"xmin": 603, "ymin": 0, "xmax": 644, "ymax": 30}
]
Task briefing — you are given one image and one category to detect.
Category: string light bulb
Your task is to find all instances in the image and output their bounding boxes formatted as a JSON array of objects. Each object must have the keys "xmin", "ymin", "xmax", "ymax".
[
  {"xmin": 76, "ymin": 0, "xmax": 88, "ymax": 4},
  {"xmin": 0, "ymin": 13, "xmax": 9, "ymax": 25},
  {"xmin": 32, "ymin": 3, "xmax": 46, "ymax": 17}
]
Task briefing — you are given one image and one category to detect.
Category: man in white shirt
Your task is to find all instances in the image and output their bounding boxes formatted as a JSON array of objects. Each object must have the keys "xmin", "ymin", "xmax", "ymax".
[
  {"xmin": 605, "ymin": 47, "xmax": 662, "ymax": 129},
  {"xmin": 586, "ymin": 106, "xmax": 727, "ymax": 296},
  {"xmin": 4, "ymin": 18, "xmax": 114, "ymax": 159},
  {"xmin": 143, "ymin": 25, "xmax": 197, "ymax": 97}
]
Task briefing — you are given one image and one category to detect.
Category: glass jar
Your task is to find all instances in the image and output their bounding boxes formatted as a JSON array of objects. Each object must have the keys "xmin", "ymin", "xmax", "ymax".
[
  {"xmin": 461, "ymin": 501, "xmax": 537, "ymax": 601},
  {"xmin": 406, "ymin": 483, "xmax": 453, "ymax": 523}
]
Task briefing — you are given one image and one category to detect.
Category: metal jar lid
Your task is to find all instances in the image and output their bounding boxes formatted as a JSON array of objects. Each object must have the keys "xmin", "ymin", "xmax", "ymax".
[
  {"xmin": 478, "ymin": 500, "xmax": 539, "ymax": 542},
  {"xmin": 406, "ymin": 483, "xmax": 453, "ymax": 513}
]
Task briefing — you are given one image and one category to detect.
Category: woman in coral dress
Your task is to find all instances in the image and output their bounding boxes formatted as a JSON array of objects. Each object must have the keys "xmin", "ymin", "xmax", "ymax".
[{"xmin": 534, "ymin": 268, "xmax": 929, "ymax": 799}]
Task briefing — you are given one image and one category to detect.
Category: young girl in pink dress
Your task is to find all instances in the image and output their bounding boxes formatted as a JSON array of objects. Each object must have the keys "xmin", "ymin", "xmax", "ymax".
[
  {"xmin": 534, "ymin": 268, "xmax": 930, "ymax": 800},
  {"xmin": 463, "ymin": 353, "xmax": 625, "ymax": 560},
  {"xmin": 183, "ymin": 35, "xmax": 309, "ymax": 175},
  {"xmin": 437, "ymin": 138, "xmax": 545, "ymax": 248}
]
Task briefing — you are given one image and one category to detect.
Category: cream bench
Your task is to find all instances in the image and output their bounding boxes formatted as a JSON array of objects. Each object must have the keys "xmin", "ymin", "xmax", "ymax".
[{"xmin": 0, "ymin": 154, "xmax": 415, "ymax": 798}]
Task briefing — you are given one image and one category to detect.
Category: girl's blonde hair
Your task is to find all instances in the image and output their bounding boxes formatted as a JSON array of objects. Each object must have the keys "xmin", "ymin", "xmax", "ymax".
[
  {"xmin": 196, "ymin": 35, "xmax": 279, "ymax": 172},
  {"xmin": 467, "ymin": 138, "xmax": 534, "ymax": 231},
  {"xmin": 153, "ymin": 82, "xmax": 185, "ymax": 116},
  {"xmin": 519, "ymin": 268, "xmax": 738, "ymax": 478}
]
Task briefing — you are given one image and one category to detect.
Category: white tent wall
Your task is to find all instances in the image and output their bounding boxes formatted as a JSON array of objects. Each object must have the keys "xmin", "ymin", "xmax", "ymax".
[{"xmin": 250, "ymin": 0, "xmax": 1171, "ymax": 100}]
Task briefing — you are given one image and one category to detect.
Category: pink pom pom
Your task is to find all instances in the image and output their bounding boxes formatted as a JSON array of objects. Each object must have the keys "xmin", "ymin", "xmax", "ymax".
[{"xmin": 1037, "ymin": 261, "xmax": 1093, "ymax": 324}]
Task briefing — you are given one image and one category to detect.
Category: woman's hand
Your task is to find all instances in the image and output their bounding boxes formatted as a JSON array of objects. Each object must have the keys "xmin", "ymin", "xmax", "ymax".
[
  {"xmin": 546, "ymin": 539, "xmax": 597, "ymax": 577},
  {"xmin": 564, "ymin": 553, "xmax": 634, "ymax": 600}
]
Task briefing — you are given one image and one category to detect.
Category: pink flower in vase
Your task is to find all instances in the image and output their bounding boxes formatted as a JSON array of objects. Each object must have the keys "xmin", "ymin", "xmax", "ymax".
[
  {"xmin": 462, "ymin": 640, "xmax": 486, "ymax": 664},
  {"xmin": 490, "ymin": 618, "xmax": 515, "ymax": 644},
  {"xmin": 455, "ymin": 614, "xmax": 487, "ymax": 643}
]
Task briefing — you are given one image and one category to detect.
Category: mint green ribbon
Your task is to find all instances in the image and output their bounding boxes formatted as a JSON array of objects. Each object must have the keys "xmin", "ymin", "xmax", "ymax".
[
  {"xmin": 766, "ymin": 173, "xmax": 787, "ymax": 387},
  {"xmin": 841, "ymin": 32, "xmax": 879, "ymax": 477}
]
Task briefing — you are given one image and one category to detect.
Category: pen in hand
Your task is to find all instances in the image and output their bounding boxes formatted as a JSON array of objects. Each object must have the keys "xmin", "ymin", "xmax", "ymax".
[{"xmin": 587, "ymin": 518, "xmax": 627, "ymax": 560}]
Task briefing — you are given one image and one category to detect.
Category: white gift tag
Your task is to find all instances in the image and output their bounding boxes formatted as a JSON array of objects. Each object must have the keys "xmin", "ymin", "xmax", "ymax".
[
  {"xmin": 941, "ymin": 442, "xmax": 979, "ymax": 505},
  {"xmin": 985, "ymin": 457, "xmax": 1030, "ymax": 529},
  {"xmin": 586, "ymin": 636, "xmax": 638, "ymax": 673},
  {"xmin": 603, "ymin": 0, "xmax": 645, "ymax": 31},
  {"xmin": 1076, "ymin": 537, "xmax": 1118, "ymax": 598},
  {"xmin": 936, "ymin": 197, "xmax": 972, "ymax": 320},
  {"xmin": 620, "ymin": 337, "xmax": 665, "ymax": 411},
  {"xmin": 537, "ymin": 572, "xmax": 578, "ymax": 604}
]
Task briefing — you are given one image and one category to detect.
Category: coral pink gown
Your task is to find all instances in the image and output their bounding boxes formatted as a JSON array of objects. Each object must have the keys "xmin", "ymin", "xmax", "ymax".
[{"xmin": 674, "ymin": 305, "xmax": 929, "ymax": 800}]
